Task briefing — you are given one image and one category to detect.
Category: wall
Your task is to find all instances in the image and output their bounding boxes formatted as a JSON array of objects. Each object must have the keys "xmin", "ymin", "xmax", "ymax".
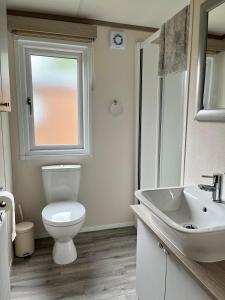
[
  {"xmin": 9, "ymin": 26, "xmax": 149, "ymax": 236},
  {"xmin": 0, "ymin": 112, "xmax": 12, "ymax": 192},
  {"xmin": 0, "ymin": 112, "xmax": 13, "ymax": 264},
  {"xmin": 184, "ymin": 0, "xmax": 225, "ymax": 189},
  {"xmin": 0, "ymin": 114, "xmax": 6, "ymax": 188}
]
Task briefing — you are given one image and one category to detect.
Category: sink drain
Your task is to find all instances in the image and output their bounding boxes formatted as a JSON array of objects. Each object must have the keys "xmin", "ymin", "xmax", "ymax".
[{"xmin": 183, "ymin": 224, "xmax": 198, "ymax": 230}]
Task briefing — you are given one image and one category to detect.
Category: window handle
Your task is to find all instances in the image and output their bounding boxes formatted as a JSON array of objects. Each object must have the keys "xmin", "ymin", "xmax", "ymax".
[{"xmin": 26, "ymin": 97, "xmax": 32, "ymax": 114}]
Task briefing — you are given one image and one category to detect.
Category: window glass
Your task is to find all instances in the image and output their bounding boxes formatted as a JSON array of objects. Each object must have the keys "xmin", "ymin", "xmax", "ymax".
[{"xmin": 30, "ymin": 55, "xmax": 79, "ymax": 146}]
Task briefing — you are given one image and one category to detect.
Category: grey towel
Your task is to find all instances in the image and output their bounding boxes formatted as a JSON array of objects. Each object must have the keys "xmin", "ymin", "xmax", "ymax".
[{"xmin": 158, "ymin": 5, "xmax": 190, "ymax": 76}]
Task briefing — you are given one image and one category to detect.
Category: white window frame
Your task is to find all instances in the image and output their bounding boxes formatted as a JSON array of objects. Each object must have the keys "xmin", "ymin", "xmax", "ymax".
[{"xmin": 14, "ymin": 36, "xmax": 92, "ymax": 160}]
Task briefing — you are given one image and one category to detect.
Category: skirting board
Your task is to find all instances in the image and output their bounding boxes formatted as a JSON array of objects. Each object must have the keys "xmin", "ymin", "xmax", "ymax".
[{"xmin": 35, "ymin": 221, "xmax": 135, "ymax": 239}]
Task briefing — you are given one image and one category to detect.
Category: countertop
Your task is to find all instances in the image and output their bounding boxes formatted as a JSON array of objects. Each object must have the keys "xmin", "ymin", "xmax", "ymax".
[{"xmin": 131, "ymin": 204, "xmax": 225, "ymax": 300}]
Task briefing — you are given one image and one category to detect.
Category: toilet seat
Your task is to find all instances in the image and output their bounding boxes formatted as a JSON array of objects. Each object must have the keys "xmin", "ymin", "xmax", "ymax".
[{"xmin": 42, "ymin": 201, "xmax": 85, "ymax": 227}]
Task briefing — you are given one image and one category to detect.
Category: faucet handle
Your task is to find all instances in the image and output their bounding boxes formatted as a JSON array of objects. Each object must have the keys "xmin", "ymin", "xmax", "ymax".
[
  {"xmin": 202, "ymin": 174, "xmax": 223, "ymax": 178},
  {"xmin": 202, "ymin": 174, "xmax": 223, "ymax": 185}
]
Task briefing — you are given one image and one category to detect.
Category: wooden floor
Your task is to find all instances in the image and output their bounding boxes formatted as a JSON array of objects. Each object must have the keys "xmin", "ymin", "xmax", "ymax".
[{"xmin": 11, "ymin": 227, "xmax": 138, "ymax": 300}]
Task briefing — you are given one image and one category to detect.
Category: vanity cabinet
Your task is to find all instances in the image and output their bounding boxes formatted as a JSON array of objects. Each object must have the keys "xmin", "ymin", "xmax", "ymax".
[
  {"xmin": 0, "ymin": 0, "xmax": 11, "ymax": 112},
  {"xmin": 136, "ymin": 219, "xmax": 166, "ymax": 300},
  {"xmin": 166, "ymin": 253, "xmax": 212, "ymax": 300},
  {"xmin": 136, "ymin": 220, "xmax": 213, "ymax": 300}
]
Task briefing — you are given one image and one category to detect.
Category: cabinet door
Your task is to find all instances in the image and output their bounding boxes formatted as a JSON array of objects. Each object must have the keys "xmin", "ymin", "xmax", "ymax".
[
  {"xmin": 0, "ymin": 0, "xmax": 11, "ymax": 112},
  {"xmin": 136, "ymin": 219, "xmax": 166, "ymax": 300},
  {"xmin": 166, "ymin": 254, "xmax": 213, "ymax": 300}
]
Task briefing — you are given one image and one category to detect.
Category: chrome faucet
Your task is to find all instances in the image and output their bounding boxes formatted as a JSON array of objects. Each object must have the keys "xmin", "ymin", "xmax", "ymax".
[{"xmin": 198, "ymin": 174, "xmax": 223, "ymax": 203}]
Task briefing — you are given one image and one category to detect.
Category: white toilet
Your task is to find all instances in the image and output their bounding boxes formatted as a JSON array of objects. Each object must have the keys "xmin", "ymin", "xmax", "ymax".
[{"xmin": 41, "ymin": 165, "xmax": 86, "ymax": 265}]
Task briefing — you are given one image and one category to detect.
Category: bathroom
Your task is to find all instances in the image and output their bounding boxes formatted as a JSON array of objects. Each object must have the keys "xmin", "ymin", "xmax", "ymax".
[{"xmin": 1, "ymin": 0, "xmax": 225, "ymax": 299}]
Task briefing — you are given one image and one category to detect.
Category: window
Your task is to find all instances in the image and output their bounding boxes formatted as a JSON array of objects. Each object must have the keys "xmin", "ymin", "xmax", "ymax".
[{"xmin": 15, "ymin": 37, "xmax": 92, "ymax": 159}]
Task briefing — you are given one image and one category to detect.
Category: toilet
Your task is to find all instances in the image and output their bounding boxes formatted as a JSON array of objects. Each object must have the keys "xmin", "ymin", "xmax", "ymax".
[{"xmin": 41, "ymin": 165, "xmax": 85, "ymax": 265}]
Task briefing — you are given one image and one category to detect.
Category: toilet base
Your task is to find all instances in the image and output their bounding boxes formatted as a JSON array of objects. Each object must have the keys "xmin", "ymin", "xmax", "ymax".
[{"xmin": 53, "ymin": 239, "xmax": 77, "ymax": 265}]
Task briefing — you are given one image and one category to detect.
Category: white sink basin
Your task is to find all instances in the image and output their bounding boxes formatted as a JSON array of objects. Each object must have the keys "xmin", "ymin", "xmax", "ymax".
[{"xmin": 135, "ymin": 186, "xmax": 225, "ymax": 262}]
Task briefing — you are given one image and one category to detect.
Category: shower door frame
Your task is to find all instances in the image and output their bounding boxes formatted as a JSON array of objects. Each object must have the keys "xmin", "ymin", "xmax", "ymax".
[{"xmin": 134, "ymin": 31, "xmax": 190, "ymax": 202}]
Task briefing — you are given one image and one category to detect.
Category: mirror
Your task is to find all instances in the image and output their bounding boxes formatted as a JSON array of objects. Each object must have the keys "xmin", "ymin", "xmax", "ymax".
[{"xmin": 196, "ymin": 0, "xmax": 225, "ymax": 121}]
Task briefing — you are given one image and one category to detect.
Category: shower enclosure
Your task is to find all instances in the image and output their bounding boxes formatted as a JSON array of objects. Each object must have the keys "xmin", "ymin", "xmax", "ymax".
[{"xmin": 136, "ymin": 31, "xmax": 188, "ymax": 190}]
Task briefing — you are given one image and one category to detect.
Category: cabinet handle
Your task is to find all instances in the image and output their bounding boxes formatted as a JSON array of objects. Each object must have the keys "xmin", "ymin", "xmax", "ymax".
[{"xmin": 0, "ymin": 102, "xmax": 10, "ymax": 107}]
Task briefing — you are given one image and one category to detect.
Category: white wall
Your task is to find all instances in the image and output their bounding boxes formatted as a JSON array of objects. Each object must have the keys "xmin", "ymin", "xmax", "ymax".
[
  {"xmin": 0, "ymin": 114, "xmax": 6, "ymax": 188},
  {"xmin": 184, "ymin": 0, "xmax": 225, "ymax": 190},
  {"xmin": 0, "ymin": 112, "xmax": 13, "ymax": 264},
  {"xmin": 0, "ymin": 112, "xmax": 12, "ymax": 192},
  {"xmin": 9, "ymin": 26, "xmax": 149, "ymax": 236}
]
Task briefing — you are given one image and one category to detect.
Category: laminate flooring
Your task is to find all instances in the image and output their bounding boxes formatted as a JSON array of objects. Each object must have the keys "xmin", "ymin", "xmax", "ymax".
[{"xmin": 11, "ymin": 227, "xmax": 137, "ymax": 300}]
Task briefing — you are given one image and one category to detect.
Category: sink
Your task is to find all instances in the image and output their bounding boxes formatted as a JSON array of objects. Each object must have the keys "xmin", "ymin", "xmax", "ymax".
[{"xmin": 135, "ymin": 186, "xmax": 225, "ymax": 262}]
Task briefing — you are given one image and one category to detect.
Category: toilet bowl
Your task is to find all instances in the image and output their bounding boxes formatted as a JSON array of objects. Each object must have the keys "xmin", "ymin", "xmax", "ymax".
[
  {"xmin": 42, "ymin": 201, "xmax": 85, "ymax": 264},
  {"xmin": 41, "ymin": 165, "xmax": 86, "ymax": 265}
]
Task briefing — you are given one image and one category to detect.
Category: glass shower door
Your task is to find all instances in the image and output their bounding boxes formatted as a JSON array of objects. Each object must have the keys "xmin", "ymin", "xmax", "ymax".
[{"xmin": 159, "ymin": 71, "xmax": 186, "ymax": 187}]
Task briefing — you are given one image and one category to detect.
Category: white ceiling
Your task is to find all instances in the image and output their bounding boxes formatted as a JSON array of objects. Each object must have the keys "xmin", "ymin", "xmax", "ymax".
[
  {"xmin": 208, "ymin": 2, "xmax": 225, "ymax": 35},
  {"xmin": 7, "ymin": 0, "xmax": 189, "ymax": 28}
]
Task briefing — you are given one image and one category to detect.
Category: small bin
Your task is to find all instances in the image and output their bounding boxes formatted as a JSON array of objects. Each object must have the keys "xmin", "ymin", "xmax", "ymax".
[{"xmin": 15, "ymin": 222, "xmax": 34, "ymax": 257}]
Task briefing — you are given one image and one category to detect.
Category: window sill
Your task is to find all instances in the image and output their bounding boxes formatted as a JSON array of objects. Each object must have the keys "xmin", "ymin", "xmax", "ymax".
[{"xmin": 20, "ymin": 152, "xmax": 93, "ymax": 161}]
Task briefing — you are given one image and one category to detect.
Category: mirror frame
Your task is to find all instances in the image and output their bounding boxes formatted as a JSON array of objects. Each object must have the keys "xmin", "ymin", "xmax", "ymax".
[{"xmin": 195, "ymin": 0, "xmax": 225, "ymax": 122}]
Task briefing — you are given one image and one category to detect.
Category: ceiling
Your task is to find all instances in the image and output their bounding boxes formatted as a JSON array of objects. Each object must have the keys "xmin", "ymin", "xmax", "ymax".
[
  {"xmin": 7, "ymin": 0, "xmax": 189, "ymax": 28},
  {"xmin": 208, "ymin": 2, "xmax": 225, "ymax": 35}
]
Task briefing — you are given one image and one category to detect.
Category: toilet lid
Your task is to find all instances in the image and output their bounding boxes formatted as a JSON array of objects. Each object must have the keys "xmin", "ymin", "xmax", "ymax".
[{"xmin": 42, "ymin": 201, "xmax": 85, "ymax": 227}]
